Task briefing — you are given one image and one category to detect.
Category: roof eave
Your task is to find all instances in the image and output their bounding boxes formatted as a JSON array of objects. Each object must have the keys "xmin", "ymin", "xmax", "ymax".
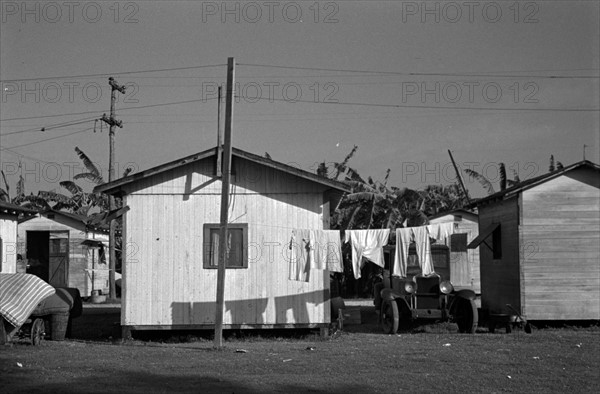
[{"xmin": 95, "ymin": 146, "xmax": 352, "ymax": 196}]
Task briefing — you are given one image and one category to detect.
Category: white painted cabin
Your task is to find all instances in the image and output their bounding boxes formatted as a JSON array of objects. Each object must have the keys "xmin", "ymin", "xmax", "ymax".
[{"xmin": 96, "ymin": 147, "xmax": 350, "ymax": 333}]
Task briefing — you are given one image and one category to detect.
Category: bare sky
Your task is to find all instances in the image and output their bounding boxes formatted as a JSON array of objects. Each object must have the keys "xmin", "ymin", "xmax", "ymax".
[{"xmin": 1, "ymin": 0, "xmax": 598, "ymax": 198}]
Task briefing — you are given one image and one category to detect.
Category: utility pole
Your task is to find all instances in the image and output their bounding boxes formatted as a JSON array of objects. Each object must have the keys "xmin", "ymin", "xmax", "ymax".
[
  {"xmin": 216, "ymin": 86, "xmax": 223, "ymax": 177},
  {"xmin": 214, "ymin": 58, "xmax": 235, "ymax": 348},
  {"xmin": 102, "ymin": 77, "xmax": 125, "ymax": 300}
]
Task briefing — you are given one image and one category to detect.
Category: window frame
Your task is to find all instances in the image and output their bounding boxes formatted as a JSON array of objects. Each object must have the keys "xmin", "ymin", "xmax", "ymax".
[
  {"xmin": 492, "ymin": 224, "xmax": 502, "ymax": 260},
  {"xmin": 203, "ymin": 223, "xmax": 248, "ymax": 269}
]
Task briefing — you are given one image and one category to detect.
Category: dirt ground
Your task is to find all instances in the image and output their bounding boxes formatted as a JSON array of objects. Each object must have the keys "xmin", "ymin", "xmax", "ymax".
[{"xmin": 1, "ymin": 304, "xmax": 599, "ymax": 393}]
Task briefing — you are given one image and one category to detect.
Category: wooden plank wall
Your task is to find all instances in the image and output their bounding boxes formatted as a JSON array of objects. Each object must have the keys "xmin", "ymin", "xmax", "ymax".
[
  {"xmin": 0, "ymin": 215, "xmax": 18, "ymax": 273},
  {"xmin": 122, "ymin": 156, "xmax": 331, "ymax": 327},
  {"xmin": 429, "ymin": 214, "xmax": 480, "ymax": 292},
  {"xmin": 478, "ymin": 197, "xmax": 521, "ymax": 315},
  {"xmin": 520, "ymin": 169, "xmax": 600, "ymax": 320},
  {"xmin": 17, "ymin": 216, "xmax": 109, "ymax": 296}
]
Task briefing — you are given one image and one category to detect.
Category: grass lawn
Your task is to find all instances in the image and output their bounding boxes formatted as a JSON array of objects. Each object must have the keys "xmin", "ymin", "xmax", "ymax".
[{"xmin": 1, "ymin": 305, "xmax": 598, "ymax": 393}]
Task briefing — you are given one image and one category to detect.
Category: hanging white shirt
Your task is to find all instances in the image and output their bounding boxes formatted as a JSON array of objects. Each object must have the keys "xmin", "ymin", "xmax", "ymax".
[
  {"xmin": 345, "ymin": 229, "xmax": 390, "ymax": 279},
  {"xmin": 394, "ymin": 228, "xmax": 413, "ymax": 277}
]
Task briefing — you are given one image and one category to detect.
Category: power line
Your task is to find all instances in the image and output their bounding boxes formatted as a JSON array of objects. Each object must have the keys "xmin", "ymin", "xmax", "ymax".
[
  {"xmin": 1, "ymin": 146, "xmax": 62, "ymax": 165},
  {"xmin": 1, "ymin": 117, "xmax": 98, "ymax": 136},
  {"xmin": 0, "ymin": 64, "xmax": 226, "ymax": 83},
  {"xmin": 235, "ymin": 95, "xmax": 600, "ymax": 112},
  {"xmin": 238, "ymin": 63, "xmax": 600, "ymax": 79},
  {"xmin": 0, "ymin": 97, "xmax": 220, "ymax": 122},
  {"xmin": 2, "ymin": 127, "xmax": 94, "ymax": 150}
]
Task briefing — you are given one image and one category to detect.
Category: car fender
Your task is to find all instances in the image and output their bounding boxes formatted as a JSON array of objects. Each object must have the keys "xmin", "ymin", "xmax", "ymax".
[
  {"xmin": 380, "ymin": 287, "xmax": 402, "ymax": 302},
  {"xmin": 454, "ymin": 289, "xmax": 476, "ymax": 301}
]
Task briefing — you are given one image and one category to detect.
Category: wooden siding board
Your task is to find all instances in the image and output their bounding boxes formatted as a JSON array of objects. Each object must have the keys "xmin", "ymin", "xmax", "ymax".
[
  {"xmin": 478, "ymin": 198, "xmax": 521, "ymax": 315},
  {"xmin": 519, "ymin": 172, "xmax": 600, "ymax": 320},
  {"xmin": 1, "ymin": 216, "xmax": 18, "ymax": 273}
]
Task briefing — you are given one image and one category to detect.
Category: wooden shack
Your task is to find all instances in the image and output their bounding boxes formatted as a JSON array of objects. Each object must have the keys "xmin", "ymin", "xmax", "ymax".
[
  {"xmin": 17, "ymin": 210, "xmax": 110, "ymax": 296},
  {"xmin": 428, "ymin": 209, "xmax": 480, "ymax": 293},
  {"xmin": 0, "ymin": 201, "xmax": 36, "ymax": 273},
  {"xmin": 468, "ymin": 161, "xmax": 600, "ymax": 320},
  {"xmin": 95, "ymin": 147, "xmax": 350, "ymax": 333}
]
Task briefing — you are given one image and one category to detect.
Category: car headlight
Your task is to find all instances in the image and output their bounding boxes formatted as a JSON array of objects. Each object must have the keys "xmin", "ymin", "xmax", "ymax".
[
  {"xmin": 404, "ymin": 280, "xmax": 417, "ymax": 294},
  {"xmin": 440, "ymin": 280, "xmax": 454, "ymax": 294}
]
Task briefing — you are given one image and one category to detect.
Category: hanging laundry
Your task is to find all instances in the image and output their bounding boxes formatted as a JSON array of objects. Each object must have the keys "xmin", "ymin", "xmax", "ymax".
[
  {"xmin": 411, "ymin": 226, "xmax": 434, "ymax": 275},
  {"xmin": 314, "ymin": 230, "xmax": 343, "ymax": 273},
  {"xmin": 288, "ymin": 229, "xmax": 313, "ymax": 282},
  {"xmin": 345, "ymin": 229, "xmax": 390, "ymax": 279},
  {"xmin": 393, "ymin": 228, "xmax": 413, "ymax": 277},
  {"xmin": 427, "ymin": 222, "xmax": 455, "ymax": 244}
]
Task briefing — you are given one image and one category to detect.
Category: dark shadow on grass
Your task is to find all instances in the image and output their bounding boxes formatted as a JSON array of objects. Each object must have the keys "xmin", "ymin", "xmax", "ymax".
[{"xmin": 2, "ymin": 369, "xmax": 374, "ymax": 394}]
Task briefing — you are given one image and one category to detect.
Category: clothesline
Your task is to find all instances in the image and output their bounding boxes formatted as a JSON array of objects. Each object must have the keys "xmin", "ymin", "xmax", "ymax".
[{"xmin": 343, "ymin": 223, "xmax": 456, "ymax": 279}]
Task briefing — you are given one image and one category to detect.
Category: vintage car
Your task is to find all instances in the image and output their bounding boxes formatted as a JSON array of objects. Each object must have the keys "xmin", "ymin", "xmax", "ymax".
[
  {"xmin": 374, "ymin": 272, "xmax": 478, "ymax": 334},
  {"xmin": 373, "ymin": 244, "xmax": 478, "ymax": 334}
]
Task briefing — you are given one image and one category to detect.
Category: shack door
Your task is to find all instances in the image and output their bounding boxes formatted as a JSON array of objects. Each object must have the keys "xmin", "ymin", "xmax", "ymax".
[{"xmin": 48, "ymin": 231, "xmax": 69, "ymax": 287}]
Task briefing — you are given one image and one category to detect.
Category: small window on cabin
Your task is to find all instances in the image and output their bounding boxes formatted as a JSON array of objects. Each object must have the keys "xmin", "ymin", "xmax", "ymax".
[
  {"xmin": 203, "ymin": 223, "xmax": 248, "ymax": 269},
  {"xmin": 450, "ymin": 233, "xmax": 468, "ymax": 252},
  {"xmin": 492, "ymin": 224, "xmax": 502, "ymax": 259}
]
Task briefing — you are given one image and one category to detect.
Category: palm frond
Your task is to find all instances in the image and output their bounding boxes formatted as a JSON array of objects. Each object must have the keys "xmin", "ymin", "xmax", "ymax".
[
  {"xmin": 464, "ymin": 169, "xmax": 495, "ymax": 195},
  {"xmin": 74, "ymin": 172, "xmax": 105, "ymax": 184},
  {"xmin": 512, "ymin": 169, "xmax": 521, "ymax": 183},
  {"xmin": 343, "ymin": 191, "xmax": 384, "ymax": 203},
  {"xmin": 0, "ymin": 188, "xmax": 9, "ymax": 202},
  {"xmin": 382, "ymin": 169, "xmax": 391, "ymax": 188},
  {"xmin": 75, "ymin": 147, "xmax": 102, "ymax": 177},
  {"xmin": 499, "ymin": 163, "xmax": 507, "ymax": 191},
  {"xmin": 1, "ymin": 171, "xmax": 9, "ymax": 196},
  {"xmin": 38, "ymin": 190, "xmax": 72, "ymax": 204},
  {"xmin": 20, "ymin": 195, "xmax": 51, "ymax": 210},
  {"xmin": 16, "ymin": 175, "xmax": 25, "ymax": 196},
  {"xmin": 345, "ymin": 205, "xmax": 363, "ymax": 230},
  {"xmin": 60, "ymin": 180, "xmax": 83, "ymax": 196}
]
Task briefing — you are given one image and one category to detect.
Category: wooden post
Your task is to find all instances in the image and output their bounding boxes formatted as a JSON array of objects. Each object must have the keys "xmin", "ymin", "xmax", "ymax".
[
  {"xmin": 448, "ymin": 149, "xmax": 471, "ymax": 205},
  {"xmin": 216, "ymin": 86, "xmax": 223, "ymax": 177},
  {"xmin": 214, "ymin": 58, "xmax": 235, "ymax": 348}
]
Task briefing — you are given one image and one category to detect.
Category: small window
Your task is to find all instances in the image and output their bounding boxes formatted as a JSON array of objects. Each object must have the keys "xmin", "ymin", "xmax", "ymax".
[
  {"xmin": 492, "ymin": 224, "xmax": 502, "ymax": 259},
  {"xmin": 203, "ymin": 223, "xmax": 248, "ymax": 269},
  {"xmin": 450, "ymin": 233, "xmax": 468, "ymax": 252}
]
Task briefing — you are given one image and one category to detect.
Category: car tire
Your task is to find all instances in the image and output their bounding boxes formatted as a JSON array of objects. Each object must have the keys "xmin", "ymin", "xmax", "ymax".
[
  {"xmin": 454, "ymin": 298, "xmax": 478, "ymax": 334},
  {"xmin": 381, "ymin": 300, "xmax": 399, "ymax": 334}
]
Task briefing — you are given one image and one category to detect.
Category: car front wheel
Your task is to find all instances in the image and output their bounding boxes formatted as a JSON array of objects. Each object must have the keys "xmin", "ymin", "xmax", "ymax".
[
  {"xmin": 381, "ymin": 300, "xmax": 399, "ymax": 334},
  {"xmin": 454, "ymin": 298, "xmax": 478, "ymax": 334}
]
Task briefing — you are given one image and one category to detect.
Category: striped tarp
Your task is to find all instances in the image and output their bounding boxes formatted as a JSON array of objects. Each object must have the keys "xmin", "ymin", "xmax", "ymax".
[{"xmin": 0, "ymin": 273, "xmax": 55, "ymax": 328}]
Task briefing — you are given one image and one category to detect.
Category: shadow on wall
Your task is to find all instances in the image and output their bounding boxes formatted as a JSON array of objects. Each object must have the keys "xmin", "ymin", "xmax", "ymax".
[{"xmin": 171, "ymin": 289, "xmax": 330, "ymax": 325}]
